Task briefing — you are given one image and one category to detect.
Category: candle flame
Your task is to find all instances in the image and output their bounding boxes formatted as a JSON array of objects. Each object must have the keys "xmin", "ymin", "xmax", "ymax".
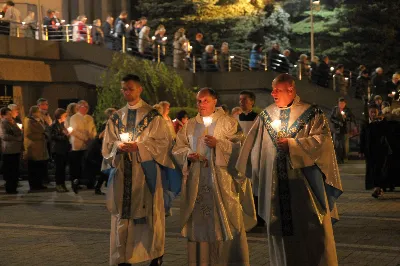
[
  {"xmin": 341, "ymin": 111, "xmax": 345, "ymax": 115},
  {"xmin": 271, "ymin": 120, "xmax": 281, "ymax": 132},
  {"xmin": 67, "ymin": 127, "xmax": 73, "ymax": 133},
  {"xmin": 17, "ymin": 123, "xmax": 22, "ymax": 129},
  {"xmin": 392, "ymin": 91, "xmax": 396, "ymax": 95},
  {"xmin": 203, "ymin": 117, "xmax": 213, "ymax": 127},
  {"xmin": 119, "ymin": 133, "xmax": 130, "ymax": 143}
]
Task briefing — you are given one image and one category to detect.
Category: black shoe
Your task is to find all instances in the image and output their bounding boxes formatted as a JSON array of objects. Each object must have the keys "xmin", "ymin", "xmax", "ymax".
[
  {"xmin": 149, "ymin": 256, "xmax": 163, "ymax": 266},
  {"xmin": 95, "ymin": 188, "xmax": 105, "ymax": 195},
  {"xmin": 72, "ymin": 179, "xmax": 79, "ymax": 194}
]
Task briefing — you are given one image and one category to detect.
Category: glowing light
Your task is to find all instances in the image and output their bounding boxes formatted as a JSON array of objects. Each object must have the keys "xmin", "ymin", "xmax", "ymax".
[
  {"xmin": 119, "ymin": 133, "xmax": 130, "ymax": 143},
  {"xmin": 341, "ymin": 111, "xmax": 345, "ymax": 115},
  {"xmin": 17, "ymin": 123, "xmax": 22, "ymax": 129},
  {"xmin": 152, "ymin": 36, "xmax": 156, "ymax": 40},
  {"xmin": 125, "ymin": 24, "xmax": 129, "ymax": 29},
  {"xmin": 230, "ymin": 56, "xmax": 235, "ymax": 59},
  {"xmin": 61, "ymin": 20, "xmax": 65, "ymax": 23},
  {"xmin": 56, "ymin": 23, "xmax": 60, "ymax": 26},
  {"xmin": 330, "ymin": 67, "xmax": 334, "ymax": 71},
  {"xmin": 271, "ymin": 120, "xmax": 281, "ymax": 132},
  {"xmin": 67, "ymin": 127, "xmax": 73, "ymax": 133},
  {"xmin": 392, "ymin": 91, "xmax": 396, "ymax": 95},
  {"xmin": 203, "ymin": 117, "xmax": 213, "ymax": 127},
  {"xmin": 162, "ymin": 37, "xmax": 167, "ymax": 41}
]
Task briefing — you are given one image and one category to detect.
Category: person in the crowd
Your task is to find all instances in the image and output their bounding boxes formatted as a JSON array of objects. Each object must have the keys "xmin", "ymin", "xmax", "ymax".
[
  {"xmin": 173, "ymin": 88, "xmax": 256, "ymax": 266},
  {"xmin": 173, "ymin": 28, "xmax": 187, "ymax": 69},
  {"xmin": 267, "ymin": 42, "xmax": 280, "ymax": 69},
  {"xmin": 152, "ymin": 24, "xmax": 167, "ymax": 61},
  {"xmin": 72, "ymin": 15, "xmax": 87, "ymax": 42},
  {"xmin": 330, "ymin": 97, "xmax": 357, "ymax": 163},
  {"xmin": 113, "ymin": 11, "xmax": 128, "ymax": 51},
  {"xmin": 386, "ymin": 73, "xmax": 400, "ymax": 104},
  {"xmin": 43, "ymin": 9, "xmax": 58, "ymax": 40},
  {"xmin": 298, "ymin": 54, "xmax": 310, "ymax": 80},
  {"xmin": 7, "ymin": 104, "xmax": 22, "ymax": 124},
  {"xmin": 24, "ymin": 106, "xmax": 49, "ymax": 191},
  {"xmin": 237, "ymin": 73, "xmax": 343, "ymax": 266},
  {"xmin": 192, "ymin": 33, "xmax": 204, "ymax": 59},
  {"xmin": 50, "ymin": 108, "xmax": 71, "ymax": 193},
  {"xmin": 356, "ymin": 69, "xmax": 370, "ymax": 100},
  {"xmin": 69, "ymin": 100, "xmax": 97, "ymax": 193},
  {"xmin": 218, "ymin": 42, "xmax": 230, "ymax": 72},
  {"xmin": 231, "ymin": 106, "xmax": 242, "ymax": 119},
  {"xmin": 36, "ymin": 98, "xmax": 52, "ymax": 126},
  {"xmin": 317, "ymin": 55, "xmax": 330, "ymax": 88},
  {"xmin": 159, "ymin": 101, "xmax": 176, "ymax": 139},
  {"xmin": 91, "ymin": 19, "xmax": 104, "ymax": 46},
  {"xmin": 360, "ymin": 103, "xmax": 391, "ymax": 198},
  {"xmin": 0, "ymin": 107, "xmax": 23, "ymax": 194},
  {"xmin": 249, "ymin": 44, "xmax": 263, "ymax": 71},
  {"xmin": 310, "ymin": 56, "xmax": 320, "ymax": 84},
  {"xmin": 201, "ymin": 45, "xmax": 218, "ymax": 72},
  {"xmin": 173, "ymin": 109, "xmax": 188, "ymax": 134},
  {"xmin": 334, "ymin": 64, "xmax": 346, "ymax": 95},
  {"xmin": 0, "ymin": 3, "xmax": 10, "ymax": 36},
  {"xmin": 358, "ymin": 65, "xmax": 366, "ymax": 77},
  {"xmin": 138, "ymin": 25, "xmax": 151, "ymax": 58},
  {"xmin": 281, "ymin": 49, "xmax": 293, "ymax": 73},
  {"xmin": 153, "ymin": 103, "xmax": 163, "ymax": 114},
  {"xmin": 238, "ymin": 90, "xmax": 258, "ymax": 136},
  {"xmin": 64, "ymin": 102, "xmax": 77, "ymax": 128},
  {"xmin": 102, "ymin": 16, "xmax": 114, "ymax": 50},
  {"xmin": 371, "ymin": 67, "xmax": 386, "ymax": 99},
  {"xmin": 374, "ymin": 95, "xmax": 383, "ymax": 114},
  {"xmin": 102, "ymin": 74, "xmax": 175, "ymax": 266},
  {"xmin": 22, "ymin": 11, "xmax": 36, "ymax": 39},
  {"xmin": 85, "ymin": 108, "xmax": 116, "ymax": 195},
  {"xmin": 3, "ymin": 1, "xmax": 20, "ymax": 37}
]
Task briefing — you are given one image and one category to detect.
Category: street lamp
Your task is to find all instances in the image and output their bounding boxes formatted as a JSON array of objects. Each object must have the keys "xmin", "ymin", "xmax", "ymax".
[{"xmin": 310, "ymin": 0, "xmax": 320, "ymax": 61}]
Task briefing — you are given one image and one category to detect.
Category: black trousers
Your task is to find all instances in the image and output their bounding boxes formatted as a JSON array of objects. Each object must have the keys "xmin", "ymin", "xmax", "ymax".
[
  {"xmin": 28, "ymin": 160, "xmax": 48, "ymax": 189},
  {"xmin": 69, "ymin": 150, "xmax": 85, "ymax": 182},
  {"xmin": 333, "ymin": 133, "xmax": 345, "ymax": 162},
  {"xmin": 54, "ymin": 153, "xmax": 68, "ymax": 185},
  {"xmin": 3, "ymin": 153, "xmax": 20, "ymax": 193},
  {"xmin": 253, "ymin": 196, "xmax": 266, "ymax": 226}
]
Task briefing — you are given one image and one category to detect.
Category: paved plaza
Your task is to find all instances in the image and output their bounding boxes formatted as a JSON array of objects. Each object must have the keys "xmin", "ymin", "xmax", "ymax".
[{"xmin": 0, "ymin": 161, "xmax": 399, "ymax": 266}]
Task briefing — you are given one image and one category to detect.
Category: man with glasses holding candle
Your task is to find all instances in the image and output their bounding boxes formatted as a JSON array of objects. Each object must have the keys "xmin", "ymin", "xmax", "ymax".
[
  {"xmin": 102, "ymin": 74, "xmax": 175, "ymax": 266},
  {"xmin": 173, "ymin": 88, "xmax": 256, "ymax": 265},
  {"xmin": 69, "ymin": 100, "xmax": 97, "ymax": 193},
  {"xmin": 237, "ymin": 74, "xmax": 343, "ymax": 266}
]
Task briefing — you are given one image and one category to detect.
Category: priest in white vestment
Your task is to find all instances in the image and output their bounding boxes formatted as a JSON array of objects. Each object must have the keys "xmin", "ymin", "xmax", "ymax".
[
  {"xmin": 102, "ymin": 74, "xmax": 174, "ymax": 266},
  {"xmin": 173, "ymin": 88, "xmax": 257, "ymax": 266},
  {"xmin": 237, "ymin": 74, "xmax": 343, "ymax": 266}
]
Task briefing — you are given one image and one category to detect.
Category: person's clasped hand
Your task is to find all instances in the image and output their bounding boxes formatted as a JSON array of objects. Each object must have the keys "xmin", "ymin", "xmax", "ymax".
[
  {"xmin": 204, "ymin": 135, "xmax": 217, "ymax": 148},
  {"xmin": 118, "ymin": 142, "xmax": 138, "ymax": 153},
  {"xmin": 277, "ymin": 138, "xmax": 289, "ymax": 152}
]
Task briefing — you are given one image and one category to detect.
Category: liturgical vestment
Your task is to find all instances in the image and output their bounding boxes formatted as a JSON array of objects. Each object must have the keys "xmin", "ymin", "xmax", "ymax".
[
  {"xmin": 173, "ymin": 108, "xmax": 257, "ymax": 266},
  {"xmin": 102, "ymin": 100, "xmax": 174, "ymax": 265},
  {"xmin": 237, "ymin": 96, "xmax": 343, "ymax": 266}
]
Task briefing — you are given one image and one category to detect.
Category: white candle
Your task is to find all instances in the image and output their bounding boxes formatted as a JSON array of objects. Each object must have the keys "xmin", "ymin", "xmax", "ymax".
[
  {"xmin": 152, "ymin": 36, "xmax": 156, "ymax": 40},
  {"xmin": 271, "ymin": 120, "xmax": 281, "ymax": 132},
  {"xmin": 392, "ymin": 91, "xmax": 396, "ymax": 95},
  {"xmin": 119, "ymin": 133, "xmax": 130, "ymax": 143},
  {"xmin": 17, "ymin": 123, "xmax": 22, "ymax": 129},
  {"xmin": 341, "ymin": 111, "xmax": 345, "ymax": 115},
  {"xmin": 67, "ymin": 127, "xmax": 73, "ymax": 133}
]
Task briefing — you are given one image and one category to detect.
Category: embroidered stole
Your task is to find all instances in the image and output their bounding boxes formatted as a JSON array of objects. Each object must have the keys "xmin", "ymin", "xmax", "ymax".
[{"xmin": 259, "ymin": 105, "xmax": 322, "ymax": 236}]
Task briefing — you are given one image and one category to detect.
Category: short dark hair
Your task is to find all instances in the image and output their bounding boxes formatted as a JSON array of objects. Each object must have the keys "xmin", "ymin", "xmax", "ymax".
[
  {"xmin": 120, "ymin": 11, "xmax": 128, "ymax": 16},
  {"xmin": 0, "ymin": 107, "xmax": 11, "ymax": 116},
  {"xmin": 368, "ymin": 103, "xmax": 379, "ymax": 110},
  {"xmin": 6, "ymin": 1, "xmax": 15, "ymax": 6},
  {"xmin": 37, "ymin": 98, "xmax": 48, "ymax": 105},
  {"xmin": 240, "ymin": 90, "xmax": 256, "ymax": 103},
  {"xmin": 54, "ymin": 108, "xmax": 66, "ymax": 120},
  {"xmin": 322, "ymin": 55, "xmax": 329, "ymax": 60},
  {"xmin": 176, "ymin": 110, "xmax": 188, "ymax": 121},
  {"xmin": 338, "ymin": 97, "xmax": 346, "ymax": 102},
  {"xmin": 198, "ymin": 87, "xmax": 217, "ymax": 99},
  {"xmin": 122, "ymin": 74, "xmax": 141, "ymax": 83},
  {"xmin": 361, "ymin": 70, "xmax": 369, "ymax": 75},
  {"xmin": 272, "ymin": 73, "xmax": 295, "ymax": 87}
]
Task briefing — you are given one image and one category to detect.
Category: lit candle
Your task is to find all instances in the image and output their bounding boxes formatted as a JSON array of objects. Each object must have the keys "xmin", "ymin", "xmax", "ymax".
[
  {"xmin": 162, "ymin": 37, "xmax": 167, "ymax": 41},
  {"xmin": 17, "ymin": 123, "xmax": 22, "ymax": 129},
  {"xmin": 152, "ymin": 36, "xmax": 156, "ymax": 40},
  {"xmin": 125, "ymin": 24, "xmax": 129, "ymax": 29},
  {"xmin": 0, "ymin": 15, "xmax": 3, "ymax": 19},
  {"xmin": 392, "ymin": 91, "xmax": 396, "ymax": 95},
  {"xmin": 22, "ymin": 22, "xmax": 26, "ymax": 25},
  {"xmin": 341, "ymin": 111, "xmax": 345, "ymax": 115},
  {"xmin": 345, "ymin": 77, "xmax": 349, "ymax": 81},
  {"xmin": 67, "ymin": 127, "xmax": 73, "ymax": 133},
  {"xmin": 271, "ymin": 120, "xmax": 281, "ymax": 132},
  {"xmin": 119, "ymin": 133, "xmax": 130, "ymax": 143},
  {"xmin": 330, "ymin": 67, "xmax": 335, "ymax": 71},
  {"xmin": 56, "ymin": 22, "xmax": 60, "ymax": 26},
  {"xmin": 61, "ymin": 20, "xmax": 65, "ymax": 23},
  {"xmin": 203, "ymin": 117, "xmax": 213, "ymax": 135}
]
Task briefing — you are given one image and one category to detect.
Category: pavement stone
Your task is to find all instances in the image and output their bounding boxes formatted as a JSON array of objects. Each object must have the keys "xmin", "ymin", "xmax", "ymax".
[{"xmin": 0, "ymin": 160, "xmax": 399, "ymax": 266}]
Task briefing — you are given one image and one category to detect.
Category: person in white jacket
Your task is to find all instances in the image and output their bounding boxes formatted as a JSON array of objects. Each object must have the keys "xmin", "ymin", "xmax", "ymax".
[{"xmin": 69, "ymin": 100, "xmax": 97, "ymax": 193}]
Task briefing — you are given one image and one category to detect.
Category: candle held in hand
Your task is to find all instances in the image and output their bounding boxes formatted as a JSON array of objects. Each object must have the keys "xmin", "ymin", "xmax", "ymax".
[
  {"xmin": 341, "ymin": 111, "xmax": 345, "ymax": 115},
  {"xmin": 119, "ymin": 133, "xmax": 130, "ymax": 143},
  {"xmin": 392, "ymin": 91, "xmax": 396, "ymax": 95},
  {"xmin": 17, "ymin": 123, "xmax": 22, "ymax": 129},
  {"xmin": 203, "ymin": 116, "xmax": 213, "ymax": 135},
  {"xmin": 67, "ymin": 127, "xmax": 73, "ymax": 133},
  {"xmin": 271, "ymin": 119, "xmax": 281, "ymax": 132}
]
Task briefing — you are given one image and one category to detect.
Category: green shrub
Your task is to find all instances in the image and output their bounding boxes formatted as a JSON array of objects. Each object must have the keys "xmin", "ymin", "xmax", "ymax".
[{"xmin": 95, "ymin": 53, "xmax": 196, "ymax": 125}]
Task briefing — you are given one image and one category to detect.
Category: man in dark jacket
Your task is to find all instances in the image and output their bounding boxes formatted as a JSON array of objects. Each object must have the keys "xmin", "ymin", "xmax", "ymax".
[
  {"xmin": 355, "ymin": 70, "xmax": 370, "ymax": 100},
  {"xmin": 113, "ymin": 11, "xmax": 128, "ymax": 51},
  {"xmin": 360, "ymin": 103, "xmax": 391, "ymax": 198},
  {"xmin": 371, "ymin": 67, "xmax": 387, "ymax": 99},
  {"xmin": 267, "ymin": 43, "xmax": 280, "ymax": 69},
  {"xmin": 317, "ymin": 55, "xmax": 330, "ymax": 88},
  {"xmin": 102, "ymin": 16, "xmax": 114, "ymax": 50},
  {"xmin": 330, "ymin": 97, "xmax": 357, "ymax": 163}
]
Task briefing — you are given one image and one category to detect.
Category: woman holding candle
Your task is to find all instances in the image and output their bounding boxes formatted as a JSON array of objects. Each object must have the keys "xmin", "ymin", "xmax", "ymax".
[
  {"xmin": 50, "ymin": 108, "xmax": 71, "ymax": 192},
  {"xmin": 24, "ymin": 106, "xmax": 49, "ymax": 191},
  {"xmin": 0, "ymin": 107, "xmax": 23, "ymax": 194}
]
